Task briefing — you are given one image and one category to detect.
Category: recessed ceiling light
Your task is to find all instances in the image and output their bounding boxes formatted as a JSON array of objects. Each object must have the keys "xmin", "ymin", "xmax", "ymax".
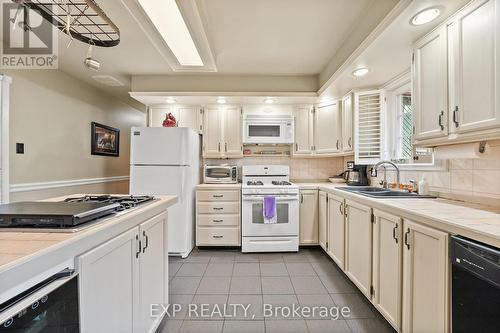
[
  {"xmin": 138, "ymin": 0, "xmax": 203, "ymax": 66},
  {"xmin": 352, "ymin": 68, "xmax": 369, "ymax": 77},
  {"xmin": 217, "ymin": 97, "xmax": 227, "ymax": 104},
  {"xmin": 411, "ymin": 7, "xmax": 441, "ymax": 26},
  {"xmin": 166, "ymin": 97, "xmax": 176, "ymax": 104},
  {"xmin": 264, "ymin": 97, "xmax": 275, "ymax": 104}
]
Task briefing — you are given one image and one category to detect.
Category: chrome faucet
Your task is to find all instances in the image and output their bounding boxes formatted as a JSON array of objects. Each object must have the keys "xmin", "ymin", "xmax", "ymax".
[{"xmin": 372, "ymin": 161, "xmax": 400, "ymax": 189}]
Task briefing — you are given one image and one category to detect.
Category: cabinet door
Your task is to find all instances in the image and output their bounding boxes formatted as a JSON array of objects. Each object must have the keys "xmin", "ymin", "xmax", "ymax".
[
  {"xmin": 139, "ymin": 214, "xmax": 166, "ymax": 333},
  {"xmin": 372, "ymin": 210, "xmax": 402, "ymax": 331},
  {"xmin": 402, "ymin": 220, "xmax": 448, "ymax": 333},
  {"xmin": 344, "ymin": 200, "xmax": 372, "ymax": 298},
  {"xmin": 413, "ymin": 25, "xmax": 448, "ymax": 141},
  {"xmin": 176, "ymin": 106, "xmax": 201, "ymax": 132},
  {"xmin": 149, "ymin": 107, "xmax": 175, "ymax": 127},
  {"xmin": 203, "ymin": 107, "xmax": 223, "ymax": 158},
  {"xmin": 448, "ymin": 0, "xmax": 500, "ymax": 134},
  {"xmin": 342, "ymin": 94, "xmax": 354, "ymax": 152},
  {"xmin": 318, "ymin": 191, "xmax": 328, "ymax": 251},
  {"xmin": 294, "ymin": 106, "xmax": 314, "ymax": 155},
  {"xmin": 327, "ymin": 194, "xmax": 345, "ymax": 270},
  {"xmin": 315, "ymin": 102, "xmax": 341, "ymax": 154},
  {"xmin": 299, "ymin": 190, "xmax": 319, "ymax": 245},
  {"xmin": 223, "ymin": 106, "xmax": 243, "ymax": 158},
  {"xmin": 78, "ymin": 227, "xmax": 140, "ymax": 333}
]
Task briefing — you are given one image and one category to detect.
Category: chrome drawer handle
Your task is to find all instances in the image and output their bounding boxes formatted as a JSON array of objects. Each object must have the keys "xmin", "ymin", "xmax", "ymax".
[
  {"xmin": 213, "ymin": 220, "xmax": 223, "ymax": 223},
  {"xmin": 213, "ymin": 207, "xmax": 223, "ymax": 211},
  {"xmin": 213, "ymin": 195, "xmax": 224, "ymax": 198},
  {"xmin": 213, "ymin": 235, "xmax": 223, "ymax": 239}
]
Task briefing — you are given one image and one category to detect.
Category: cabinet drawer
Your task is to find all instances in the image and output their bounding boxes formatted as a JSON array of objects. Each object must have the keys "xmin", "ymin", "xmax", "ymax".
[
  {"xmin": 197, "ymin": 227, "xmax": 239, "ymax": 245},
  {"xmin": 197, "ymin": 202, "xmax": 239, "ymax": 214},
  {"xmin": 197, "ymin": 214, "xmax": 239, "ymax": 227},
  {"xmin": 197, "ymin": 191, "xmax": 240, "ymax": 202}
]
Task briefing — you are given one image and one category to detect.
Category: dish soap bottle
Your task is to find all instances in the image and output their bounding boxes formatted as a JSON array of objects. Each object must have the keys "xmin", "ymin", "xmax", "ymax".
[{"xmin": 418, "ymin": 175, "xmax": 429, "ymax": 195}]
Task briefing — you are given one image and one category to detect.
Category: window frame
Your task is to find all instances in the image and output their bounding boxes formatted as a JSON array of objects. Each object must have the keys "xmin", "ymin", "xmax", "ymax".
[{"xmin": 383, "ymin": 72, "xmax": 448, "ymax": 171}]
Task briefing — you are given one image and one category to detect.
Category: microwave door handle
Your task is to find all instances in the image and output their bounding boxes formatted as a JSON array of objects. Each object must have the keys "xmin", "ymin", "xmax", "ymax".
[{"xmin": 0, "ymin": 270, "xmax": 76, "ymax": 324}]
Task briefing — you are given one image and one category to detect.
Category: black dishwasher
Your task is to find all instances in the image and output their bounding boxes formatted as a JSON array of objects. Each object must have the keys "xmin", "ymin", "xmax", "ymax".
[{"xmin": 451, "ymin": 236, "xmax": 500, "ymax": 332}]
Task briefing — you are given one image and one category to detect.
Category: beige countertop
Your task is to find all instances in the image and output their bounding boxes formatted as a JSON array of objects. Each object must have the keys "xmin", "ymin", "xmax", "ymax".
[
  {"xmin": 296, "ymin": 182, "xmax": 500, "ymax": 248},
  {"xmin": 196, "ymin": 183, "xmax": 242, "ymax": 190},
  {"xmin": 0, "ymin": 195, "xmax": 177, "ymax": 301}
]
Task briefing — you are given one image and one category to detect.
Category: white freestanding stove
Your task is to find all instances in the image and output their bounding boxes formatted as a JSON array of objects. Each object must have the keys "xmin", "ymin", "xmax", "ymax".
[{"xmin": 241, "ymin": 165, "xmax": 299, "ymax": 252}]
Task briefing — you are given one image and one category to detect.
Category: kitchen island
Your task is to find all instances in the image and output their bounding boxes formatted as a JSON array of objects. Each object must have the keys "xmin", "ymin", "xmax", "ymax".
[{"xmin": 0, "ymin": 194, "xmax": 177, "ymax": 333}]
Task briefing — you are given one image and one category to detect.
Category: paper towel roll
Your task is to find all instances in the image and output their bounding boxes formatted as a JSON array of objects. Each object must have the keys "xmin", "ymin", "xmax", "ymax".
[{"xmin": 434, "ymin": 142, "xmax": 489, "ymax": 160}]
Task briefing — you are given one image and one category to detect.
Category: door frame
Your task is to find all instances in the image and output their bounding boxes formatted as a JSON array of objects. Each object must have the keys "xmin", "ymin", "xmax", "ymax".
[{"xmin": 0, "ymin": 75, "xmax": 11, "ymax": 203}]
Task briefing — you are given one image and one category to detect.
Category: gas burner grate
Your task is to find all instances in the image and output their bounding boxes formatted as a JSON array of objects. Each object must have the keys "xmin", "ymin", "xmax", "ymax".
[{"xmin": 64, "ymin": 195, "xmax": 154, "ymax": 211}]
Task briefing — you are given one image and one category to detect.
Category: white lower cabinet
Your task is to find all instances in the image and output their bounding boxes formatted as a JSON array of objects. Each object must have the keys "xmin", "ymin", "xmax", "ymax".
[
  {"xmin": 402, "ymin": 219, "xmax": 449, "ymax": 333},
  {"xmin": 344, "ymin": 199, "xmax": 373, "ymax": 298},
  {"xmin": 326, "ymin": 193, "xmax": 345, "ymax": 270},
  {"xmin": 299, "ymin": 190, "xmax": 319, "ymax": 245},
  {"xmin": 78, "ymin": 213, "xmax": 167, "ymax": 333},
  {"xmin": 372, "ymin": 209, "xmax": 403, "ymax": 331},
  {"xmin": 318, "ymin": 191, "xmax": 328, "ymax": 251}
]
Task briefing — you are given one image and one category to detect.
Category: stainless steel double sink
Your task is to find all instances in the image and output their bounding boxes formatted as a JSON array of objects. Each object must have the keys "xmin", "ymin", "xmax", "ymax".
[{"xmin": 337, "ymin": 186, "xmax": 436, "ymax": 199}]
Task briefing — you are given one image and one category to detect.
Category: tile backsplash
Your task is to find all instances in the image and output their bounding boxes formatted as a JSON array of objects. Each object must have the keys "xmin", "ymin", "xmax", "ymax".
[{"xmin": 204, "ymin": 156, "xmax": 347, "ymax": 181}]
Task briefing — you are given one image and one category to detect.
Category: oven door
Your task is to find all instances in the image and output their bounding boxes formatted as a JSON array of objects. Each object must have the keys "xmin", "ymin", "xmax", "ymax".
[
  {"xmin": 242, "ymin": 194, "xmax": 299, "ymax": 236},
  {"xmin": 0, "ymin": 269, "xmax": 79, "ymax": 333}
]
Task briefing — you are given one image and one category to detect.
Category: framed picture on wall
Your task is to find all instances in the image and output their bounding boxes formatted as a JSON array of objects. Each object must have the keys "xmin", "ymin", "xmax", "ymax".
[{"xmin": 91, "ymin": 122, "xmax": 120, "ymax": 157}]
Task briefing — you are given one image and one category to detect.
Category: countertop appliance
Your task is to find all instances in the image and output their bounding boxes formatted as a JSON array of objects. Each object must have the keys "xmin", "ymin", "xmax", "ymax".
[
  {"xmin": 243, "ymin": 114, "xmax": 294, "ymax": 144},
  {"xmin": 0, "ymin": 195, "xmax": 153, "ymax": 231},
  {"xmin": 344, "ymin": 161, "xmax": 369, "ymax": 186},
  {"xmin": 0, "ymin": 268, "xmax": 79, "ymax": 332},
  {"xmin": 204, "ymin": 165, "xmax": 238, "ymax": 184},
  {"xmin": 241, "ymin": 165, "xmax": 299, "ymax": 252},
  {"xmin": 451, "ymin": 236, "xmax": 500, "ymax": 332},
  {"xmin": 130, "ymin": 127, "xmax": 200, "ymax": 258}
]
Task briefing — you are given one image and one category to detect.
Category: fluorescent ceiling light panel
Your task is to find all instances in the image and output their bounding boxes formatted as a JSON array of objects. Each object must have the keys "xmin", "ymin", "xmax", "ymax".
[{"xmin": 138, "ymin": 0, "xmax": 203, "ymax": 66}]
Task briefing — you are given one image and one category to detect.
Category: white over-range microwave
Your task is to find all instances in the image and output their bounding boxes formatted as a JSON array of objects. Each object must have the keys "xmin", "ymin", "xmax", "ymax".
[{"xmin": 243, "ymin": 114, "xmax": 294, "ymax": 144}]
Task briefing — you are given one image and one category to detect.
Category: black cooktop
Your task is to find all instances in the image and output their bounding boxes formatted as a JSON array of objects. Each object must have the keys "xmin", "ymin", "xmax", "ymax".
[{"xmin": 0, "ymin": 195, "xmax": 154, "ymax": 229}]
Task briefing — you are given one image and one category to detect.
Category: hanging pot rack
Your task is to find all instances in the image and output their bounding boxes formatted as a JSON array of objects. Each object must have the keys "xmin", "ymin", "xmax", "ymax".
[{"xmin": 12, "ymin": 0, "xmax": 120, "ymax": 47}]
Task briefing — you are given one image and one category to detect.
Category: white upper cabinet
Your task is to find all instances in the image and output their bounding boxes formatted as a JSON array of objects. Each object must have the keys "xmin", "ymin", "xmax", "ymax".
[
  {"xmin": 202, "ymin": 106, "xmax": 242, "ymax": 158},
  {"xmin": 315, "ymin": 102, "xmax": 341, "ymax": 154},
  {"xmin": 293, "ymin": 106, "xmax": 314, "ymax": 155},
  {"xmin": 149, "ymin": 105, "xmax": 202, "ymax": 132},
  {"xmin": 448, "ymin": 0, "xmax": 500, "ymax": 134},
  {"xmin": 412, "ymin": 25, "xmax": 448, "ymax": 141},
  {"xmin": 341, "ymin": 93, "xmax": 354, "ymax": 153}
]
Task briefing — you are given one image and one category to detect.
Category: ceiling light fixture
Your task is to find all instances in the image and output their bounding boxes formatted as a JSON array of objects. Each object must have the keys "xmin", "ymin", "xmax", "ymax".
[
  {"xmin": 217, "ymin": 97, "xmax": 227, "ymax": 104},
  {"xmin": 264, "ymin": 97, "xmax": 275, "ymax": 104},
  {"xmin": 166, "ymin": 97, "xmax": 176, "ymax": 104},
  {"xmin": 411, "ymin": 7, "xmax": 441, "ymax": 26},
  {"xmin": 137, "ymin": 0, "xmax": 203, "ymax": 66},
  {"xmin": 352, "ymin": 68, "xmax": 369, "ymax": 77}
]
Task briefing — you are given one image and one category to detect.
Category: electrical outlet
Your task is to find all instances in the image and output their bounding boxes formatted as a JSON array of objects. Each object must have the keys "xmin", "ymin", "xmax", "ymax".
[
  {"xmin": 16, "ymin": 143, "xmax": 24, "ymax": 154},
  {"xmin": 370, "ymin": 168, "xmax": 377, "ymax": 177}
]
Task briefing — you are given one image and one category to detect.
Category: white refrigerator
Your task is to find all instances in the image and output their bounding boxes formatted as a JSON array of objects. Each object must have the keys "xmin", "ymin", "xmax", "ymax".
[{"xmin": 129, "ymin": 127, "xmax": 200, "ymax": 258}]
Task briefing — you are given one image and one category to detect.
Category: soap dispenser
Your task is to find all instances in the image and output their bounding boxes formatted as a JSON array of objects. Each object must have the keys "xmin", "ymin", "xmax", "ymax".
[{"xmin": 418, "ymin": 175, "xmax": 429, "ymax": 195}]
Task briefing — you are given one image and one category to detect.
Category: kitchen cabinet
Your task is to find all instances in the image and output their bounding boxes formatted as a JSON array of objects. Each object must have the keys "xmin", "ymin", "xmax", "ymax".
[
  {"xmin": 293, "ymin": 106, "xmax": 314, "ymax": 155},
  {"xmin": 299, "ymin": 190, "xmax": 319, "ymax": 245},
  {"xmin": 344, "ymin": 199, "xmax": 372, "ymax": 298},
  {"xmin": 372, "ymin": 209, "xmax": 403, "ymax": 332},
  {"xmin": 202, "ymin": 106, "xmax": 243, "ymax": 158},
  {"xmin": 341, "ymin": 93, "xmax": 354, "ymax": 153},
  {"xmin": 78, "ymin": 213, "xmax": 167, "ymax": 333},
  {"xmin": 293, "ymin": 103, "xmax": 341, "ymax": 157},
  {"xmin": 196, "ymin": 187, "xmax": 241, "ymax": 246},
  {"xmin": 413, "ymin": 25, "xmax": 448, "ymax": 141},
  {"xmin": 149, "ymin": 105, "xmax": 202, "ymax": 132},
  {"xmin": 326, "ymin": 193, "xmax": 345, "ymax": 270},
  {"xmin": 402, "ymin": 219, "xmax": 449, "ymax": 333},
  {"xmin": 413, "ymin": 0, "xmax": 500, "ymax": 146},
  {"xmin": 448, "ymin": 0, "xmax": 500, "ymax": 134},
  {"xmin": 318, "ymin": 191, "xmax": 328, "ymax": 251},
  {"xmin": 314, "ymin": 102, "xmax": 341, "ymax": 154}
]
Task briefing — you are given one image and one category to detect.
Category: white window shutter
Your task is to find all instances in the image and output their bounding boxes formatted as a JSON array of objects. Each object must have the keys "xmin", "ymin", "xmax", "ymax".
[{"xmin": 354, "ymin": 89, "xmax": 386, "ymax": 165}]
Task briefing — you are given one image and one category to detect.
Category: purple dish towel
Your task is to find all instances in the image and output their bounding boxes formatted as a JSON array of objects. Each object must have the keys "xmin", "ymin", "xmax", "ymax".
[{"xmin": 263, "ymin": 196, "xmax": 276, "ymax": 219}]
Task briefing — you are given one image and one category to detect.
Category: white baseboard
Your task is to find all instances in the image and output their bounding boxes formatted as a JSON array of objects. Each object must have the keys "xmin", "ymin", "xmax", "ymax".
[{"xmin": 10, "ymin": 176, "xmax": 130, "ymax": 193}]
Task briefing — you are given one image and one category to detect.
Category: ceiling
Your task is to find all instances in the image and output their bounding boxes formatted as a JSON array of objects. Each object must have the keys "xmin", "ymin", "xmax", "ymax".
[{"xmin": 21, "ymin": 0, "xmax": 471, "ymax": 109}]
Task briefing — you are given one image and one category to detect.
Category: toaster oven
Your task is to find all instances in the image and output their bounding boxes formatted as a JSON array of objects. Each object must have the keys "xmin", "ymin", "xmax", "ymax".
[{"xmin": 204, "ymin": 165, "xmax": 238, "ymax": 184}]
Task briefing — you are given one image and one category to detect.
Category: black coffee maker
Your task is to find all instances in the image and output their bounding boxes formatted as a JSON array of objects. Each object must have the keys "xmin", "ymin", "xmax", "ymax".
[{"xmin": 344, "ymin": 161, "xmax": 369, "ymax": 186}]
